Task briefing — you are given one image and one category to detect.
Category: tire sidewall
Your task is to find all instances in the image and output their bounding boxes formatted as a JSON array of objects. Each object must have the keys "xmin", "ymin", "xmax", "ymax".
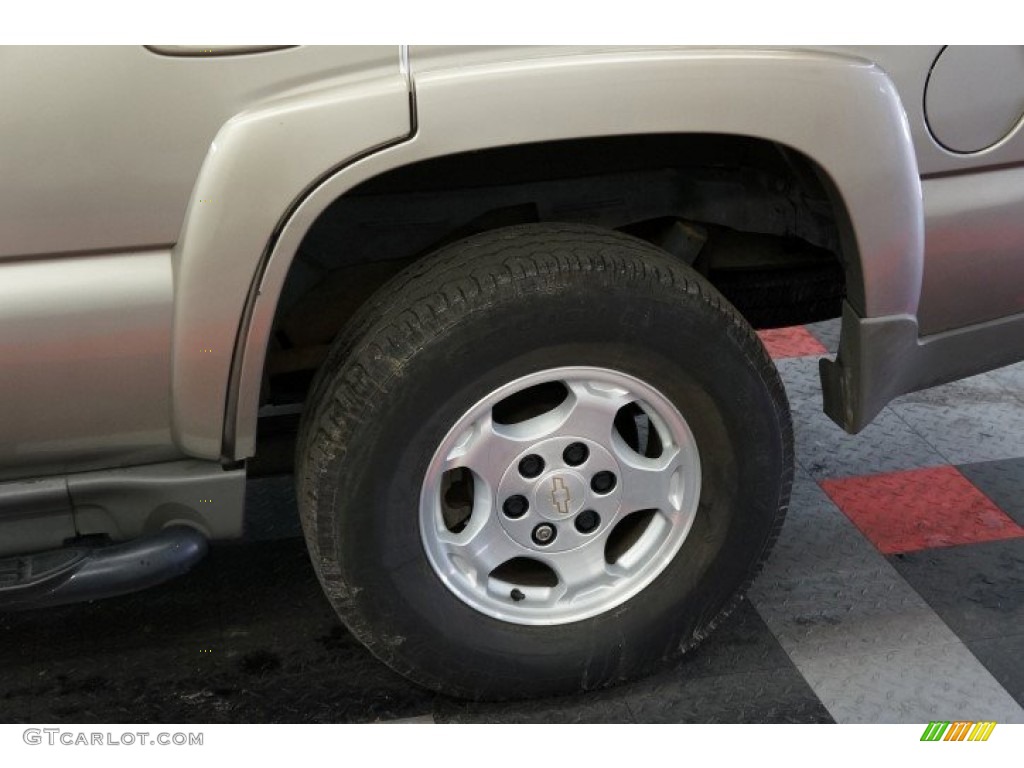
[{"xmin": 306, "ymin": 250, "xmax": 788, "ymax": 698}]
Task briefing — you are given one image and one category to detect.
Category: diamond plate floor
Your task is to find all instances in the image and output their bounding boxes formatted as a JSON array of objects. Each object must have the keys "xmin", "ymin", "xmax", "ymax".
[{"xmin": 2, "ymin": 318, "xmax": 1024, "ymax": 723}]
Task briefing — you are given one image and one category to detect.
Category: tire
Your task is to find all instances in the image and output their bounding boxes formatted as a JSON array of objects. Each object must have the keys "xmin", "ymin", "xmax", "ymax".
[{"xmin": 297, "ymin": 223, "xmax": 793, "ymax": 700}]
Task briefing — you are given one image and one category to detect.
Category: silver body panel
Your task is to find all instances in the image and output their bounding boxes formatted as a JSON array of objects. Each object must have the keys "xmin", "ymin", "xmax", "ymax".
[
  {"xmin": 0, "ymin": 45, "xmax": 397, "ymax": 259},
  {"xmin": 0, "ymin": 250, "xmax": 178, "ymax": 480},
  {"xmin": 920, "ymin": 167, "xmax": 1024, "ymax": 334}
]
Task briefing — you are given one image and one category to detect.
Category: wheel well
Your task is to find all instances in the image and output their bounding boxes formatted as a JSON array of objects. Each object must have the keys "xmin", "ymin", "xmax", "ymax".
[{"xmin": 250, "ymin": 133, "xmax": 851, "ymax": 475}]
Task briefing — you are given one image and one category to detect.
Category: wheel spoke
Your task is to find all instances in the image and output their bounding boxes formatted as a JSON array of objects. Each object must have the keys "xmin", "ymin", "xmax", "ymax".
[
  {"xmin": 437, "ymin": 514, "xmax": 522, "ymax": 585},
  {"xmin": 558, "ymin": 380, "xmax": 634, "ymax": 443},
  {"xmin": 544, "ymin": 547, "xmax": 621, "ymax": 603},
  {"xmin": 614, "ymin": 441, "xmax": 686, "ymax": 515},
  {"xmin": 442, "ymin": 412, "xmax": 533, "ymax": 486}
]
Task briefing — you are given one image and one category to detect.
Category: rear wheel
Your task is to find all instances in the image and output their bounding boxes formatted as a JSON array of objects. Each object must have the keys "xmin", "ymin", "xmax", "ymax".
[{"xmin": 297, "ymin": 223, "xmax": 792, "ymax": 699}]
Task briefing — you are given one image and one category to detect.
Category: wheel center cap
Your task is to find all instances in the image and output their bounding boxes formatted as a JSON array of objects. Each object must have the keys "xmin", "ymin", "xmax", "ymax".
[{"xmin": 534, "ymin": 471, "xmax": 587, "ymax": 520}]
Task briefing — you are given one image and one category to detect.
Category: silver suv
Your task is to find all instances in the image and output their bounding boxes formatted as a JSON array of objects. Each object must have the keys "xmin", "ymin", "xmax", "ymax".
[{"xmin": 3, "ymin": 45, "xmax": 1023, "ymax": 699}]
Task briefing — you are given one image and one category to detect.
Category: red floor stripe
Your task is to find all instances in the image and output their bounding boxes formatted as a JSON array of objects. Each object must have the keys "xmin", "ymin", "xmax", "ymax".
[
  {"xmin": 820, "ymin": 465, "xmax": 1024, "ymax": 555},
  {"xmin": 757, "ymin": 327, "xmax": 828, "ymax": 360}
]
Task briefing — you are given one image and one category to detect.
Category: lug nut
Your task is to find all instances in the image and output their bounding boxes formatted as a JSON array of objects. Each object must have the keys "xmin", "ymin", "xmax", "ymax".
[
  {"xmin": 532, "ymin": 523, "xmax": 557, "ymax": 546},
  {"xmin": 502, "ymin": 494, "xmax": 529, "ymax": 519},
  {"xmin": 575, "ymin": 509, "xmax": 600, "ymax": 534},
  {"xmin": 519, "ymin": 454, "xmax": 545, "ymax": 479},
  {"xmin": 563, "ymin": 442, "xmax": 589, "ymax": 466},
  {"xmin": 591, "ymin": 471, "xmax": 617, "ymax": 494}
]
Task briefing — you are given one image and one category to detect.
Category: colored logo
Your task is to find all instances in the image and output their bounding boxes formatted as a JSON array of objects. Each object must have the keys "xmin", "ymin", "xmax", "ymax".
[
  {"xmin": 550, "ymin": 477, "xmax": 571, "ymax": 515},
  {"xmin": 920, "ymin": 721, "xmax": 996, "ymax": 742}
]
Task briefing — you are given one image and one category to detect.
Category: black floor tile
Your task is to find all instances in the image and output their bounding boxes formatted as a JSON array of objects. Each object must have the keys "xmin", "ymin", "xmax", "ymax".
[
  {"xmin": 618, "ymin": 601, "xmax": 833, "ymax": 723},
  {"xmin": 969, "ymin": 635, "xmax": 1024, "ymax": 708},
  {"xmin": 890, "ymin": 538, "xmax": 1024, "ymax": 710},
  {"xmin": 0, "ymin": 538, "xmax": 435, "ymax": 723},
  {"xmin": 889, "ymin": 538, "xmax": 1024, "ymax": 643},
  {"xmin": 435, "ymin": 690, "xmax": 635, "ymax": 724},
  {"xmin": 675, "ymin": 598, "xmax": 797, "ymax": 679},
  {"xmin": 1, "ymin": 554, "xmax": 836, "ymax": 723},
  {"xmin": 623, "ymin": 667, "xmax": 833, "ymax": 723},
  {"xmin": 959, "ymin": 458, "xmax": 1024, "ymax": 527},
  {"xmin": 434, "ymin": 600, "xmax": 832, "ymax": 723}
]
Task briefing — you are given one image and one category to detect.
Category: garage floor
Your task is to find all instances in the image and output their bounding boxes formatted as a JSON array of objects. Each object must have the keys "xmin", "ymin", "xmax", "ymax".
[{"xmin": 2, "ymin": 318, "xmax": 1023, "ymax": 724}]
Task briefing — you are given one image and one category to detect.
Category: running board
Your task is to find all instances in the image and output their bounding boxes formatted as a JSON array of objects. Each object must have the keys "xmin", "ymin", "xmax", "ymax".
[{"xmin": 0, "ymin": 526, "xmax": 208, "ymax": 610}]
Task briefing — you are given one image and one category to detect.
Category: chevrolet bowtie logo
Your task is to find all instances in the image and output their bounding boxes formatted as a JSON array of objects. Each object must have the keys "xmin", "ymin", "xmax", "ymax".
[{"xmin": 551, "ymin": 476, "xmax": 571, "ymax": 514}]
